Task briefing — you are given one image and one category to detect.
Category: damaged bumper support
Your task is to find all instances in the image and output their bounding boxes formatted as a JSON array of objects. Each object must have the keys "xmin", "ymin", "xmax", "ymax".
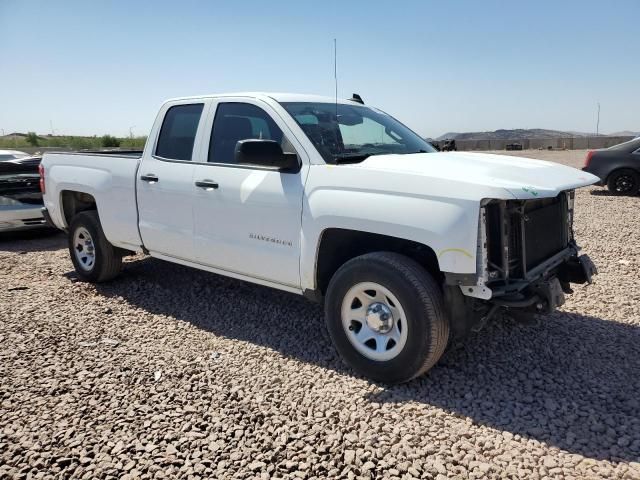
[
  {"xmin": 445, "ymin": 250, "xmax": 597, "ymax": 338},
  {"xmin": 488, "ymin": 249, "xmax": 597, "ymax": 314},
  {"xmin": 444, "ymin": 191, "xmax": 597, "ymax": 338}
]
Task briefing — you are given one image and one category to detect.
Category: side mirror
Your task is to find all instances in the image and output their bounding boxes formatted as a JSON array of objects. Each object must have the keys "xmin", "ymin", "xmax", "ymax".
[{"xmin": 234, "ymin": 139, "xmax": 299, "ymax": 173}]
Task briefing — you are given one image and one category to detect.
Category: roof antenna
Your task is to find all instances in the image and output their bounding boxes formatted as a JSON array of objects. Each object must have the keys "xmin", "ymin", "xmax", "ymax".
[
  {"xmin": 333, "ymin": 38, "xmax": 338, "ymax": 120},
  {"xmin": 350, "ymin": 93, "xmax": 364, "ymax": 104}
]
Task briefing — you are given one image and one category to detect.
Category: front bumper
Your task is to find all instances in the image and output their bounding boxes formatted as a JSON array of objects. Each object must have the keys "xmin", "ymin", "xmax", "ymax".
[{"xmin": 0, "ymin": 203, "xmax": 46, "ymax": 232}]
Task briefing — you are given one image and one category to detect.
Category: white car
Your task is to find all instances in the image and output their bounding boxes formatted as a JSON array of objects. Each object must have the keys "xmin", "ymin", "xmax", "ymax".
[
  {"xmin": 0, "ymin": 154, "xmax": 47, "ymax": 232},
  {"xmin": 40, "ymin": 93, "xmax": 598, "ymax": 383},
  {"xmin": 0, "ymin": 149, "xmax": 30, "ymax": 162}
]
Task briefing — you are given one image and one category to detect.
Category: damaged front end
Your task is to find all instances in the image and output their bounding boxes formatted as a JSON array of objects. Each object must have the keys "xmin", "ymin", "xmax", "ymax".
[{"xmin": 445, "ymin": 190, "xmax": 597, "ymax": 338}]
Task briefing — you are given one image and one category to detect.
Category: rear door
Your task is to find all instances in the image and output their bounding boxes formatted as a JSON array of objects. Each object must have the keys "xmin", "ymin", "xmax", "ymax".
[
  {"xmin": 137, "ymin": 101, "xmax": 208, "ymax": 259},
  {"xmin": 191, "ymin": 99, "xmax": 308, "ymax": 288}
]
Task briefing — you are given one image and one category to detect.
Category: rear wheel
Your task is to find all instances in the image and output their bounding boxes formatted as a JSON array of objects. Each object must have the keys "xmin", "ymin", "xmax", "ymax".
[
  {"xmin": 607, "ymin": 169, "xmax": 639, "ymax": 195},
  {"xmin": 68, "ymin": 211, "xmax": 122, "ymax": 282},
  {"xmin": 325, "ymin": 252, "xmax": 449, "ymax": 384}
]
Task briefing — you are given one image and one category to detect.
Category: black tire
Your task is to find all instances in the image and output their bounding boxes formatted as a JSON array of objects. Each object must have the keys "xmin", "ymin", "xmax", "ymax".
[
  {"xmin": 68, "ymin": 211, "xmax": 122, "ymax": 282},
  {"xmin": 607, "ymin": 169, "xmax": 639, "ymax": 195},
  {"xmin": 325, "ymin": 252, "xmax": 449, "ymax": 384}
]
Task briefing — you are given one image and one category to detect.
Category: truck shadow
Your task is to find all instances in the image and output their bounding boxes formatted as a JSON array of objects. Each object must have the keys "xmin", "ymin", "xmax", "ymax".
[
  {"xmin": 590, "ymin": 189, "xmax": 639, "ymax": 197},
  {"xmin": 369, "ymin": 315, "xmax": 640, "ymax": 464},
  {"xmin": 0, "ymin": 229, "xmax": 65, "ymax": 252},
  {"xmin": 90, "ymin": 256, "xmax": 640, "ymax": 464}
]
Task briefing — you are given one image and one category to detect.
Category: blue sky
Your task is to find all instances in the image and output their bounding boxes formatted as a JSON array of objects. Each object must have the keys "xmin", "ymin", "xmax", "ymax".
[{"xmin": 1, "ymin": 0, "xmax": 638, "ymax": 138}]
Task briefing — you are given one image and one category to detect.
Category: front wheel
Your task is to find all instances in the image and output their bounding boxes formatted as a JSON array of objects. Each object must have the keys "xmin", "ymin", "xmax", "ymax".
[
  {"xmin": 607, "ymin": 169, "xmax": 639, "ymax": 195},
  {"xmin": 325, "ymin": 252, "xmax": 449, "ymax": 384},
  {"xmin": 68, "ymin": 211, "xmax": 122, "ymax": 282}
]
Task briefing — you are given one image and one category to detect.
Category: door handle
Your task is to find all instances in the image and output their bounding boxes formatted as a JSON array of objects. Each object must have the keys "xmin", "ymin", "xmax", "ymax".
[
  {"xmin": 140, "ymin": 174, "xmax": 159, "ymax": 183},
  {"xmin": 195, "ymin": 180, "xmax": 219, "ymax": 190}
]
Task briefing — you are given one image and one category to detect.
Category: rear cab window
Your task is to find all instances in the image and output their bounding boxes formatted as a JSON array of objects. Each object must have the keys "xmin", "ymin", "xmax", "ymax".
[{"xmin": 155, "ymin": 103, "xmax": 204, "ymax": 161}]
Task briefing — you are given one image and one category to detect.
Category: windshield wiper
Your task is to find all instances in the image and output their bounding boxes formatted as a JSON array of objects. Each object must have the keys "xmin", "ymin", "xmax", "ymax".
[{"xmin": 332, "ymin": 152, "xmax": 374, "ymax": 164}]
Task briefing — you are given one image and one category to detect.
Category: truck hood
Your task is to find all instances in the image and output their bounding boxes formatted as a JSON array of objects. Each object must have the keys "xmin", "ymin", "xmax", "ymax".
[{"xmin": 359, "ymin": 152, "xmax": 599, "ymax": 199}]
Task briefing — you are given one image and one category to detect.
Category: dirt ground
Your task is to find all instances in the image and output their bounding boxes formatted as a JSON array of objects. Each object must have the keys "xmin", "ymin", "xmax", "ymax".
[
  {"xmin": 1, "ymin": 150, "xmax": 639, "ymax": 479},
  {"xmin": 488, "ymin": 149, "xmax": 589, "ymax": 169}
]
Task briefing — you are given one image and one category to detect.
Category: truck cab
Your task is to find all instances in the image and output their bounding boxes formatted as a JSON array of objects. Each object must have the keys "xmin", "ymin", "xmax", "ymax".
[{"xmin": 136, "ymin": 96, "xmax": 309, "ymax": 289}]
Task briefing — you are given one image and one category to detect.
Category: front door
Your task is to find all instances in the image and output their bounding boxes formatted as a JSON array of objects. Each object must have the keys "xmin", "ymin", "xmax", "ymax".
[{"xmin": 192, "ymin": 100, "xmax": 307, "ymax": 288}]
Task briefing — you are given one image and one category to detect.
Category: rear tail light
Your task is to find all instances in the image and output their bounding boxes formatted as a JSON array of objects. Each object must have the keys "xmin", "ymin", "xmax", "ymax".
[
  {"xmin": 38, "ymin": 164, "xmax": 45, "ymax": 193},
  {"xmin": 584, "ymin": 150, "xmax": 595, "ymax": 168}
]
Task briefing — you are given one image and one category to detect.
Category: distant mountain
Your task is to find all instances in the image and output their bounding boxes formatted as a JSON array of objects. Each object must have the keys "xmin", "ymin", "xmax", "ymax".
[
  {"xmin": 436, "ymin": 129, "xmax": 586, "ymax": 141},
  {"xmin": 435, "ymin": 128, "xmax": 638, "ymax": 141},
  {"xmin": 566, "ymin": 131, "xmax": 597, "ymax": 137},
  {"xmin": 608, "ymin": 130, "xmax": 640, "ymax": 137},
  {"xmin": 434, "ymin": 132, "xmax": 461, "ymax": 140},
  {"xmin": 0, "ymin": 132, "xmax": 29, "ymax": 138}
]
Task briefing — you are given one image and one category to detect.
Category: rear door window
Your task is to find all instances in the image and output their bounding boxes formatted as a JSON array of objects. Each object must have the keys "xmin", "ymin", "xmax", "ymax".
[{"xmin": 155, "ymin": 103, "xmax": 204, "ymax": 161}]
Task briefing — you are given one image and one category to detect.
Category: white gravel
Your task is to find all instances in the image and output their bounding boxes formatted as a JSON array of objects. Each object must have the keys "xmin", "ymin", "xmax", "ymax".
[{"xmin": 1, "ymin": 150, "xmax": 639, "ymax": 479}]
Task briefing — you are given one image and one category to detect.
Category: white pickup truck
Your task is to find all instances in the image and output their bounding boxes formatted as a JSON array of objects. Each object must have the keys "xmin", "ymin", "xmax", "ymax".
[{"xmin": 41, "ymin": 93, "xmax": 598, "ymax": 383}]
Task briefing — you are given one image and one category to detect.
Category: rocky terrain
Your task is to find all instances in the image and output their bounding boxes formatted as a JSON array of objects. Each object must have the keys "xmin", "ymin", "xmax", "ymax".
[
  {"xmin": 436, "ymin": 129, "xmax": 582, "ymax": 141},
  {"xmin": 435, "ymin": 130, "xmax": 638, "ymax": 141},
  {"xmin": 1, "ymin": 150, "xmax": 639, "ymax": 479}
]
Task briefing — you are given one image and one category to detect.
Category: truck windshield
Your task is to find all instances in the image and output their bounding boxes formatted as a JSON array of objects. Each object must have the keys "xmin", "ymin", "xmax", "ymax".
[{"xmin": 280, "ymin": 102, "xmax": 435, "ymax": 164}]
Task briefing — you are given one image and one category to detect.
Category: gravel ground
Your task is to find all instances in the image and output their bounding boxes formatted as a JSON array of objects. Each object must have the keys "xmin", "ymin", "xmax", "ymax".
[{"xmin": 1, "ymin": 150, "xmax": 639, "ymax": 479}]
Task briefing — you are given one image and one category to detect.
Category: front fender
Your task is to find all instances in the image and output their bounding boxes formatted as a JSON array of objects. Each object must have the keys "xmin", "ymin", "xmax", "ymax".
[{"xmin": 300, "ymin": 187, "xmax": 481, "ymax": 290}]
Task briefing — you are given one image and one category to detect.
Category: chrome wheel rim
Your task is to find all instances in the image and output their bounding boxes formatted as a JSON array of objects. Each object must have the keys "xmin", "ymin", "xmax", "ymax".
[
  {"xmin": 73, "ymin": 227, "xmax": 95, "ymax": 271},
  {"xmin": 341, "ymin": 282, "xmax": 408, "ymax": 361}
]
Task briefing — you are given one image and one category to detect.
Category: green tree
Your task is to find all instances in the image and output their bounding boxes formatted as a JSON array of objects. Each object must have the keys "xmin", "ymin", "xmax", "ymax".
[
  {"xmin": 26, "ymin": 132, "xmax": 39, "ymax": 147},
  {"xmin": 101, "ymin": 135, "xmax": 121, "ymax": 148}
]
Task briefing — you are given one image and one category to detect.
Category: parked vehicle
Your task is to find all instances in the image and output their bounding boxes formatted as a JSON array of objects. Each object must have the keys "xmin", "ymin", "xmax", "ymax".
[
  {"xmin": 0, "ymin": 149, "xmax": 30, "ymax": 162},
  {"xmin": 583, "ymin": 137, "xmax": 640, "ymax": 195},
  {"xmin": 41, "ymin": 93, "xmax": 598, "ymax": 383},
  {"xmin": 0, "ymin": 155, "xmax": 47, "ymax": 232},
  {"xmin": 440, "ymin": 139, "xmax": 457, "ymax": 151},
  {"xmin": 506, "ymin": 143, "xmax": 523, "ymax": 151}
]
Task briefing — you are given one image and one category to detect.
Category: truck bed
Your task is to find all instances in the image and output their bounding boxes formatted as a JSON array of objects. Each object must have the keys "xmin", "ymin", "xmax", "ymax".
[
  {"xmin": 42, "ymin": 151, "xmax": 143, "ymax": 251},
  {"xmin": 74, "ymin": 150, "xmax": 143, "ymax": 158}
]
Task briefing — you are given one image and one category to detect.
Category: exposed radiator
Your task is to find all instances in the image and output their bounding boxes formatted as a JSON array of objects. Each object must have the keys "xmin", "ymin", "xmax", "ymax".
[{"xmin": 486, "ymin": 192, "xmax": 571, "ymax": 281}]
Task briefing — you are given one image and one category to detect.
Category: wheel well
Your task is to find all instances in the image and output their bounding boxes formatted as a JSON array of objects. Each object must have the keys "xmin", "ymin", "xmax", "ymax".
[
  {"xmin": 61, "ymin": 190, "xmax": 97, "ymax": 227},
  {"xmin": 315, "ymin": 228, "xmax": 442, "ymax": 295}
]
